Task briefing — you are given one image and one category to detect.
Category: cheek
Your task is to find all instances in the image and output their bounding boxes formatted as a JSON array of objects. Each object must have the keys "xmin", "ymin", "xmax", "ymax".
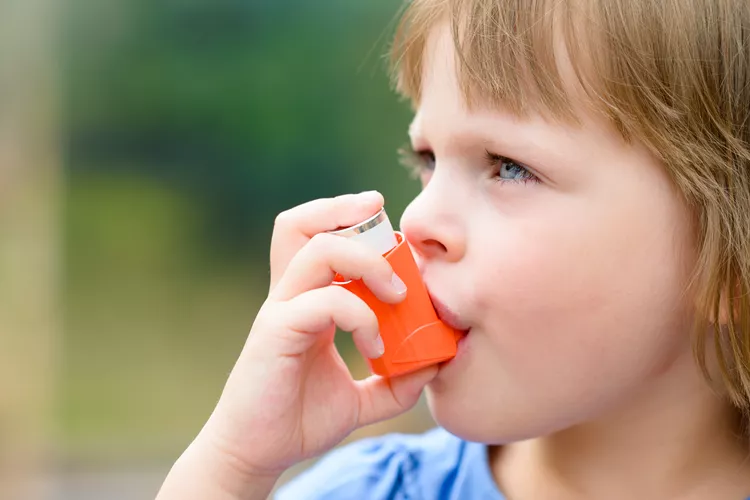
[
  {"xmin": 469, "ymin": 189, "xmax": 695, "ymax": 384},
  {"xmin": 431, "ymin": 200, "xmax": 695, "ymax": 441}
]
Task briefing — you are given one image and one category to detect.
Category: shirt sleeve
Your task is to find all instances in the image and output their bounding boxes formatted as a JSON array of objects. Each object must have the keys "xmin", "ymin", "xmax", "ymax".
[{"xmin": 273, "ymin": 435, "xmax": 419, "ymax": 500}]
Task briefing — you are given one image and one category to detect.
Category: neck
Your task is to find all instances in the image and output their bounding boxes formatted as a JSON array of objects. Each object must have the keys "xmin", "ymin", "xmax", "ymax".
[{"xmin": 491, "ymin": 352, "xmax": 750, "ymax": 499}]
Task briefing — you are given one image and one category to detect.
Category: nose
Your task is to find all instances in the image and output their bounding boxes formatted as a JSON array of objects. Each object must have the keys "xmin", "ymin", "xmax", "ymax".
[{"xmin": 399, "ymin": 182, "xmax": 466, "ymax": 263}]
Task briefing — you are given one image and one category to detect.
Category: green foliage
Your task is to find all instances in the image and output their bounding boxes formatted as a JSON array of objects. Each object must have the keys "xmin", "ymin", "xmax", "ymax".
[
  {"xmin": 60, "ymin": 0, "xmax": 423, "ymax": 460},
  {"xmin": 63, "ymin": 0, "xmax": 418, "ymax": 260}
]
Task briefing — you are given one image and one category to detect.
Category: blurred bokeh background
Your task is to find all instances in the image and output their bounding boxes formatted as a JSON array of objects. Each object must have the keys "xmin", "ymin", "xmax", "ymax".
[{"xmin": 0, "ymin": 0, "xmax": 436, "ymax": 498}]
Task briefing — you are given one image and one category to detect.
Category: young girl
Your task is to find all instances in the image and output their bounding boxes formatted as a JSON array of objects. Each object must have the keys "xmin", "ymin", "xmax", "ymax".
[{"xmin": 156, "ymin": 0, "xmax": 750, "ymax": 498}]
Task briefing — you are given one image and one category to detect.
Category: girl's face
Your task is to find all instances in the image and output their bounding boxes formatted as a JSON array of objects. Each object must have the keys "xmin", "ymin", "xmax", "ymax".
[{"xmin": 399, "ymin": 25, "xmax": 698, "ymax": 443}]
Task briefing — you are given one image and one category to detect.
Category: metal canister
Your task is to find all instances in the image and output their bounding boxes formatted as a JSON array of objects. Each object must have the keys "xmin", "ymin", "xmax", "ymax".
[{"xmin": 328, "ymin": 208, "xmax": 398, "ymax": 256}]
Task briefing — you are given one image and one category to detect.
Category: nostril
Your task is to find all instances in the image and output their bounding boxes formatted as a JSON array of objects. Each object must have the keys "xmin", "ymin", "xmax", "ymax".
[{"xmin": 423, "ymin": 239, "xmax": 447, "ymax": 254}]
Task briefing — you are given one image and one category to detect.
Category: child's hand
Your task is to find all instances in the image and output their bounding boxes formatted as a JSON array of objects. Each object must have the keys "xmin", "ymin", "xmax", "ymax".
[{"xmin": 200, "ymin": 191, "xmax": 438, "ymax": 483}]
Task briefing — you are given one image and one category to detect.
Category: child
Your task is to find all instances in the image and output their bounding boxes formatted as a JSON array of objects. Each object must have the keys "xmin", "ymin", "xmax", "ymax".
[{"xmin": 156, "ymin": 0, "xmax": 750, "ymax": 498}]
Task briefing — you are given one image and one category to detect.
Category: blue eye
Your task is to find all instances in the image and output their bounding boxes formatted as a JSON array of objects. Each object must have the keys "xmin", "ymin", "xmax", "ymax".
[
  {"xmin": 398, "ymin": 144, "xmax": 539, "ymax": 186},
  {"xmin": 485, "ymin": 150, "xmax": 538, "ymax": 183},
  {"xmin": 499, "ymin": 159, "xmax": 534, "ymax": 181}
]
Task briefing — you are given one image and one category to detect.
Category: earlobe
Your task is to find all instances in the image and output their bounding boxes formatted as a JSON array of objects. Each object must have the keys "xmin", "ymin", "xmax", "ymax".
[
  {"xmin": 709, "ymin": 284, "xmax": 742, "ymax": 327},
  {"xmin": 706, "ymin": 294, "xmax": 732, "ymax": 327}
]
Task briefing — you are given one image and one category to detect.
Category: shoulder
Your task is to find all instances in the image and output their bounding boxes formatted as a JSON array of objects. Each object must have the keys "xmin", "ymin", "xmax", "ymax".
[{"xmin": 273, "ymin": 427, "xmax": 472, "ymax": 500}]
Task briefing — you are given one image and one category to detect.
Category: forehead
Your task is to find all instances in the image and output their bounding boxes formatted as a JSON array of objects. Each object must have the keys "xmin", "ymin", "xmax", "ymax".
[
  {"xmin": 408, "ymin": 24, "xmax": 463, "ymax": 134},
  {"xmin": 409, "ymin": 22, "xmax": 600, "ymax": 139}
]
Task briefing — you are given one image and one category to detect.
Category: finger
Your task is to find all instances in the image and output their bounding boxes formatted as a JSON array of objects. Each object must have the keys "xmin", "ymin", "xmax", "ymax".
[
  {"xmin": 269, "ymin": 191, "xmax": 384, "ymax": 290},
  {"xmin": 270, "ymin": 232, "xmax": 407, "ymax": 303},
  {"xmin": 355, "ymin": 366, "xmax": 439, "ymax": 427},
  {"xmin": 274, "ymin": 286, "xmax": 384, "ymax": 359}
]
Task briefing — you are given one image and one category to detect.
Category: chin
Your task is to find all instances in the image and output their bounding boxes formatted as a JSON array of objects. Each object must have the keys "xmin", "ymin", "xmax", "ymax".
[
  {"xmin": 424, "ymin": 383, "xmax": 563, "ymax": 445},
  {"xmin": 424, "ymin": 384, "xmax": 502, "ymax": 443}
]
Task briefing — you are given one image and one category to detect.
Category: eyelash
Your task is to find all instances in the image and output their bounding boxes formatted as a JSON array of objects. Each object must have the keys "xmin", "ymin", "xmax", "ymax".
[
  {"xmin": 397, "ymin": 145, "xmax": 432, "ymax": 180},
  {"xmin": 397, "ymin": 144, "xmax": 540, "ymax": 185}
]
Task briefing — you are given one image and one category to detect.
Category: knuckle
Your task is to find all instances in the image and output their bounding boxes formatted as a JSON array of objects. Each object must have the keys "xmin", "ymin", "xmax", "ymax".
[
  {"xmin": 332, "ymin": 287, "xmax": 370, "ymax": 314},
  {"xmin": 327, "ymin": 284, "xmax": 356, "ymax": 304},
  {"xmin": 342, "ymin": 291, "xmax": 377, "ymax": 327},
  {"xmin": 375, "ymin": 255, "xmax": 394, "ymax": 276},
  {"xmin": 308, "ymin": 232, "xmax": 336, "ymax": 251},
  {"xmin": 358, "ymin": 251, "xmax": 392, "ymax": 281},
  {"xmin": 325, "ymin": 287, "xmax": 378, "ymax": 333},
  {"xmin": 363, "ymin": 307, "xmax": 379, "ymax": 331},
  {"xmin": 254, "ymin": 302, "xmax": 283, "ymax": 330},
  {"xmin": 332, "ymin": 193, "xmax": 355, "ymax": 207},
  {"xmin": 273, "ymin": 209, "xmax": 294, "ymax": 229}
]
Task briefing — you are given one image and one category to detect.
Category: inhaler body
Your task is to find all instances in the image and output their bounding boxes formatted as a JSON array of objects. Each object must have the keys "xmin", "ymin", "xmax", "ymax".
[{"xmin": 330, "ymin": 208, "xmax": 460, "ymax": 378}]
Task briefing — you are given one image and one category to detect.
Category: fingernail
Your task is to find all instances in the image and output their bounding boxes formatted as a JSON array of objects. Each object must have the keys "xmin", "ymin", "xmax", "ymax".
[
  {"xmin": 373, "ymin": 335, "xmax": 385, "ymax": 357},
  {"xmin": 390, "ymin": 273, "xmax": 407, "ymax": 295}
]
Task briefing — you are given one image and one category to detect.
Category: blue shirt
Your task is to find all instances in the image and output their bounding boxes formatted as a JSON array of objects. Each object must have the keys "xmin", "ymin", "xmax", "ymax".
[
  {"xmin": 275, "ymin": 426, "xmax": 750, "ymax": 500},
  {"xmin": 274, "ymin": 426, "xmax": 503, "ymax": 499}
]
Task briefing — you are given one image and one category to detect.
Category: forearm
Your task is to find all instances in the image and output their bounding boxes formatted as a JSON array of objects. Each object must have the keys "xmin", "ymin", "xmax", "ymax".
[{"xmin": 156, "ymin": 434, "xmax": 280, "ymax": 500}]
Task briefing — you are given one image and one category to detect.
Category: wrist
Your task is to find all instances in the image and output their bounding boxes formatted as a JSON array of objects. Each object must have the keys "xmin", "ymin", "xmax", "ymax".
[
  {"xmin": 157, "ymin": 432, "xmax": 282, "ymax": 500},
  {"xmin": 193, "ymin": 430, "xmax": 283, "ymax": 497}
]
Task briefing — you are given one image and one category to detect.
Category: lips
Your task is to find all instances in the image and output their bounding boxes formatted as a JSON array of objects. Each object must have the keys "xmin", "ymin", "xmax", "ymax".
[{"xmin": 429, "ymin": 293, "xmax": 471, "ymax": 334}]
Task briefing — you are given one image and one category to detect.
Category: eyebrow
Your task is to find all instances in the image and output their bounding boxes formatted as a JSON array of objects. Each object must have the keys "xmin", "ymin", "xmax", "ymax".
[
  {"xmin": 409, "ymin": 114, "xmax": 548, "ymax": 155},
  {"xmin": 406, "ymin": 112, "xmax": 582, "ymax": 184}
]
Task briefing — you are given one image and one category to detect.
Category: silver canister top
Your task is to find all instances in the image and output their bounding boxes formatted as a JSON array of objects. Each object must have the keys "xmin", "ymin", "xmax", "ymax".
[{"xmin": 328, "ymin": 207, "xmax": 398, "ymax": 255}]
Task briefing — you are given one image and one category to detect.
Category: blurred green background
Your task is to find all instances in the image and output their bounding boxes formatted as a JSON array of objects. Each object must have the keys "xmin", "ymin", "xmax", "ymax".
[{"xmin": 57, "ymin": 0, "xmax": 429, "ymax": 480}]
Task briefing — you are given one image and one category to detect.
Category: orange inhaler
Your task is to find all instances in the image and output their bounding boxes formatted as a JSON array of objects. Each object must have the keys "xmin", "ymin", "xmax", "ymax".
[{"xmin": 329, "ymin": 208, "xmax": 461, "ymax": 378}]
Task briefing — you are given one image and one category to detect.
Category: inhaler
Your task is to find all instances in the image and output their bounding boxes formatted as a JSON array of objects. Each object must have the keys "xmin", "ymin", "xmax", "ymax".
[{"xmin": 329, "ymin": 208, "xmax": 461, "ymax": 378}]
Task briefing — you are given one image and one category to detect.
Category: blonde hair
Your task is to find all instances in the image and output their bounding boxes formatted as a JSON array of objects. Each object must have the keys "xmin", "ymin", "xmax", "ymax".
[{"xmin": 389, "ymin": 0, "xmax": 750, "ymax": 419}]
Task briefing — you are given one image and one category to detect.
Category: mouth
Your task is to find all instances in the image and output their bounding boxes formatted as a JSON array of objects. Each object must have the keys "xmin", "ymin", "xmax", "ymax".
[{"xmin": 429, "ymin": 292, "xmax": 471, "ymax": 335}]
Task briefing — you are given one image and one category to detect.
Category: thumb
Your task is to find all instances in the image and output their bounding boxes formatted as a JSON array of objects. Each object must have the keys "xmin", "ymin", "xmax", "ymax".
[{"xmin": 354, "ymin": 365, "xmax": 439, "ymax": 427}]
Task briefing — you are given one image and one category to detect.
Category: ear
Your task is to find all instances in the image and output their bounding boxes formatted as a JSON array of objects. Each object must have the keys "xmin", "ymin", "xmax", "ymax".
[
  {"xmin": 697, "ymin": 277, "xmax": 739, "ymax": 327},
  {"xmin": 714, "ymin": 281, "xmax": 742, "ymax": 326}
]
